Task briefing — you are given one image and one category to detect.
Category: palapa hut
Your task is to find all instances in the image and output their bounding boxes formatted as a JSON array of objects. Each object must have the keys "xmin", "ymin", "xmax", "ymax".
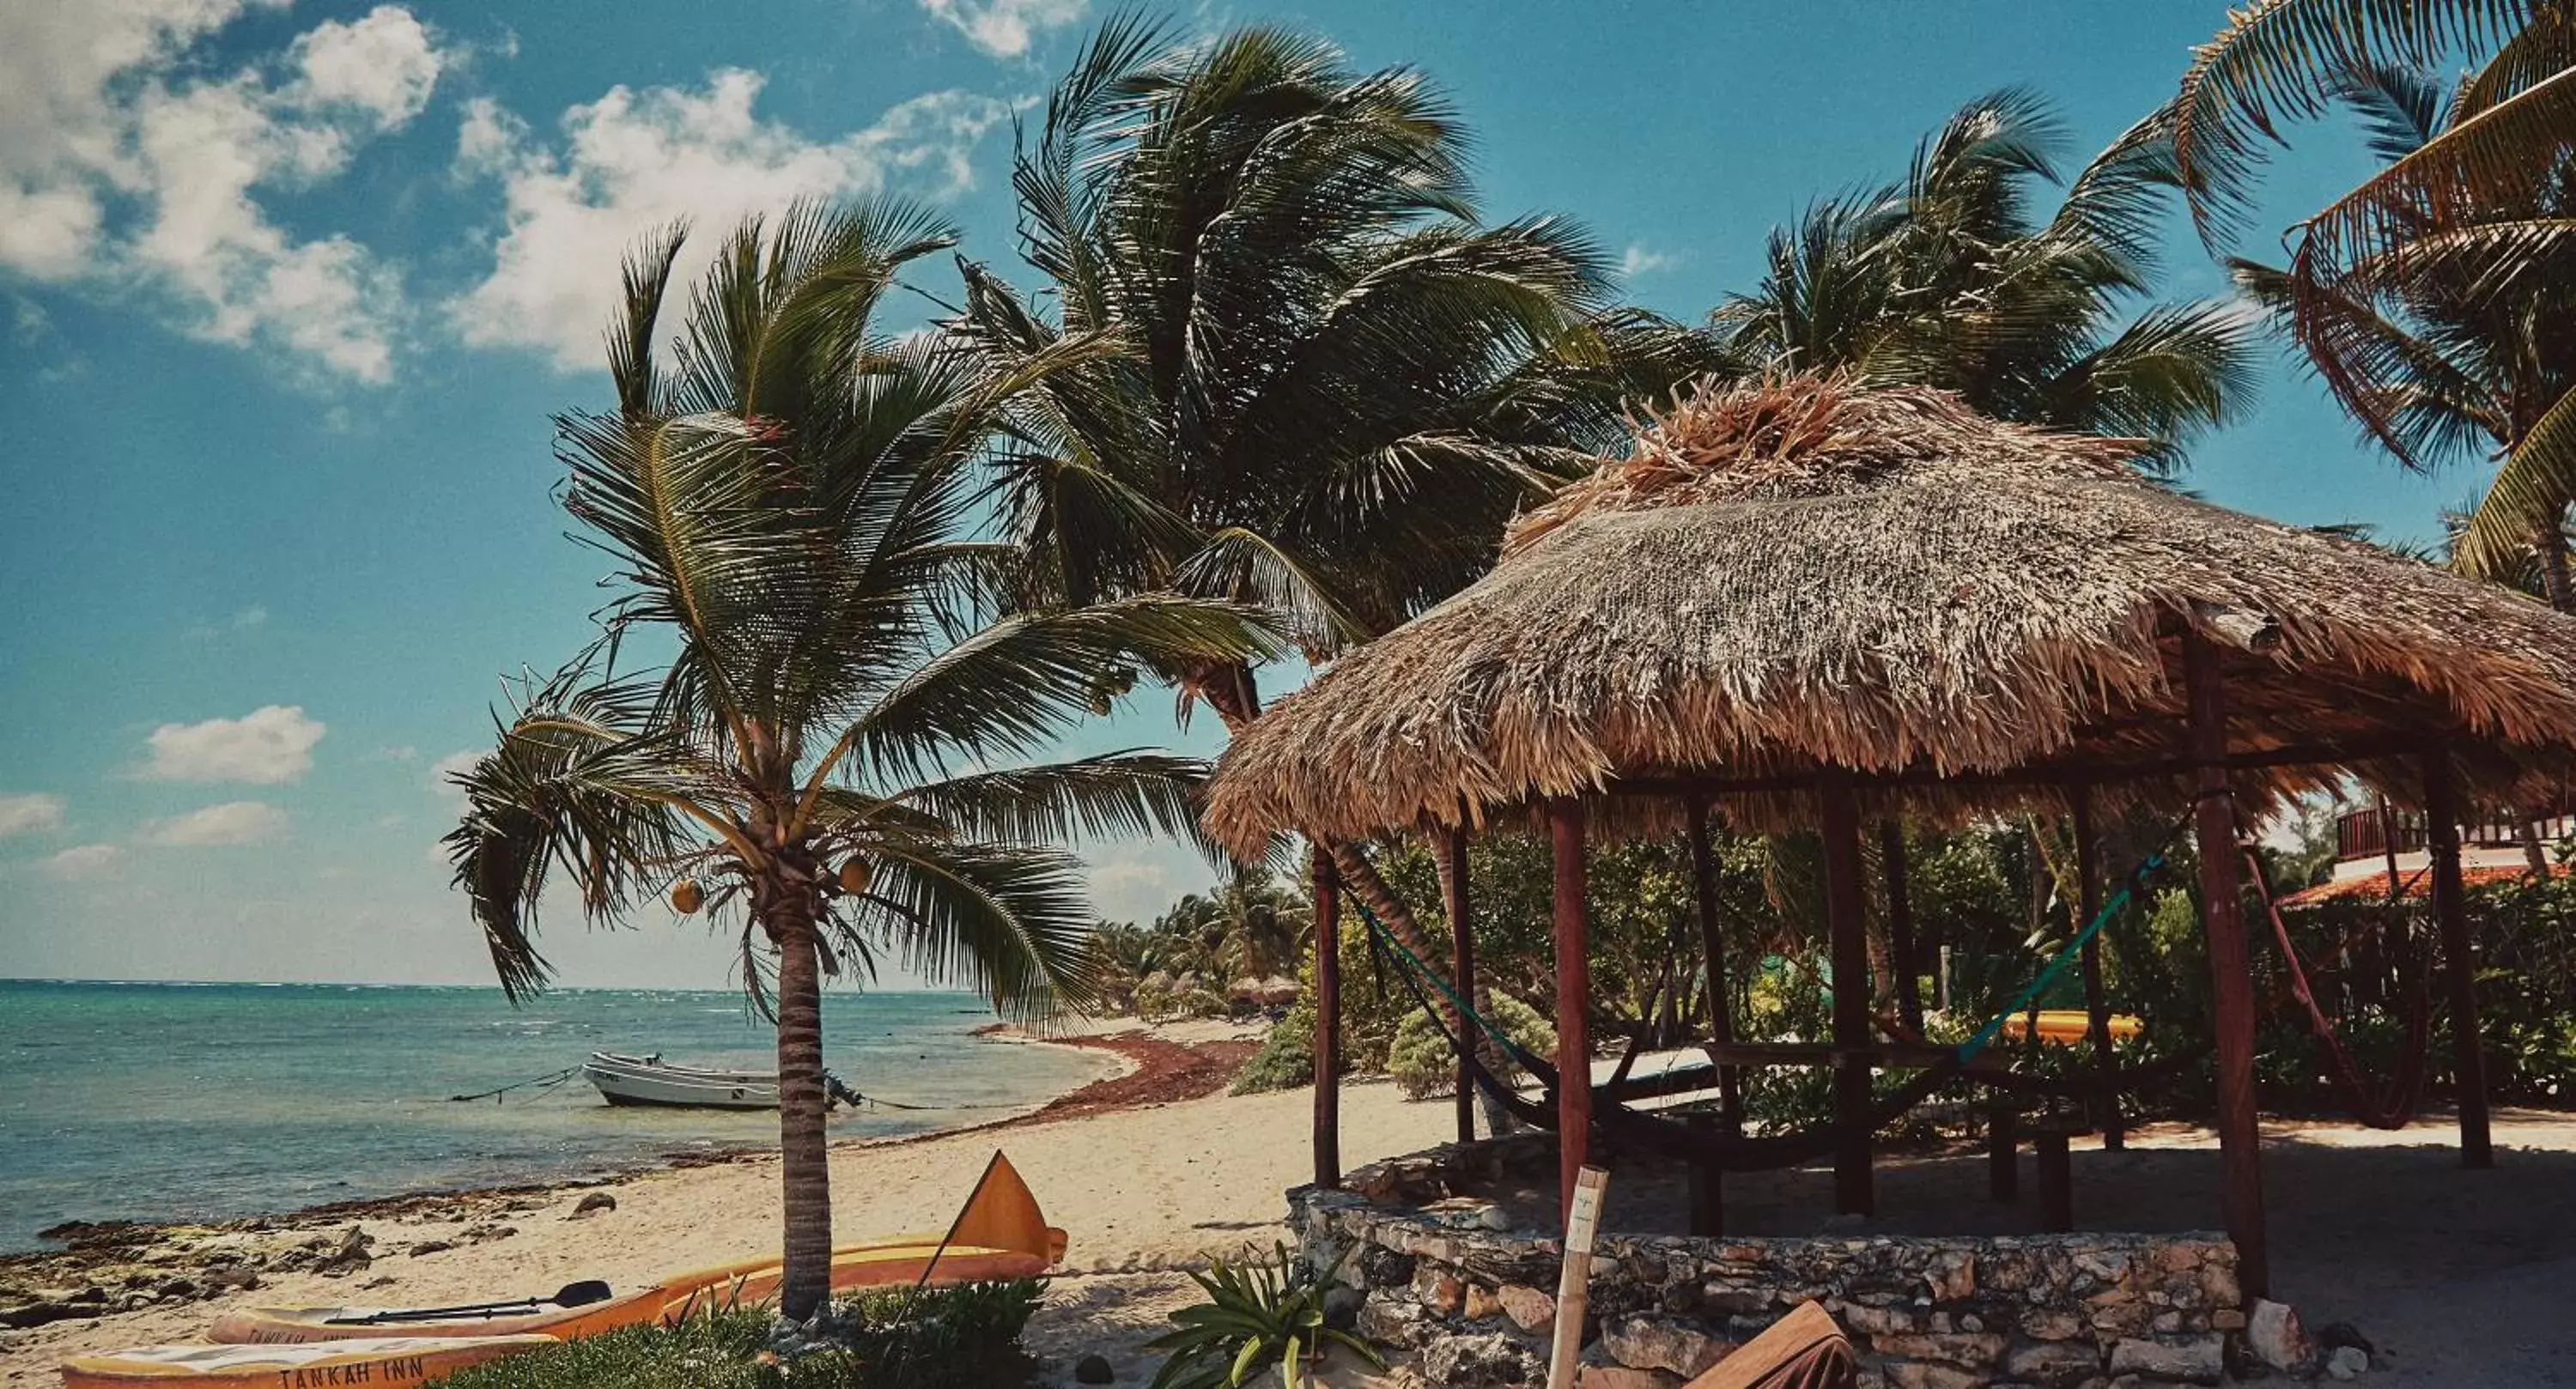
[{"xmin": 1202, "ymin": 373, "xmax": 2576, "ymax": 1301}]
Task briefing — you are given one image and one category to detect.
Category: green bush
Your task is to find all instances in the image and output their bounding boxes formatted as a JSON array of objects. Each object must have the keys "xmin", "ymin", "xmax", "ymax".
[
  {"xmin": 434, "ymin": 1281, "xmax": 1045, "ymax": 1389},
  {"xmin": 1229, "ymin": 1022, "xmax": 1313, "ymax": 1095},
  {"xmin": 1385, "ymin": 992, "xmax": 1554, "ymax": 1099}
]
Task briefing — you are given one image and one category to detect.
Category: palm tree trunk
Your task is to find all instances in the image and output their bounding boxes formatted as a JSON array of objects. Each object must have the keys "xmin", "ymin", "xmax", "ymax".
[
  {"xmin": 2537, "ymin": 519, "xmax": 2574, "ymax": 613},
  {"xmin": 1430, "ymin": 832, "xmax": 1517, "ymax": 1136},
  {"xmin": 766, "ymin": 878, "xmax": 834, "ymax": 1323}
]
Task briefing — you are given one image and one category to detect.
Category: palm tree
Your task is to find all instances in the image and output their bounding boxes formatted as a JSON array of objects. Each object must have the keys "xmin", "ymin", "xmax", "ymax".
[
  {"xmin": 1714, "ymin": 89, "xmax": 2257, "ymax": 470},
  {"xmin": 951, "ymin": 18, "xmax": 1728, "ymax": 1122},
  {"xmin": 442, "ymin": 201, "xmax": 1265, "ymax": 1320},
  {"xmin": 2170, "ymin": 0, "xmax": 2576, "ymax": 600},
  {"xmin": 957, "ymin": 17, "xmax": 1728, "ymax": 712}
]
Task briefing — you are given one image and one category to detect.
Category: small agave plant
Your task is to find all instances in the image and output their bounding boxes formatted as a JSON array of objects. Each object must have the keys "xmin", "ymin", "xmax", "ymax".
[{"xmin": 1146, "ymin": 1243, "xmax": 1383, "ymax": 1389}]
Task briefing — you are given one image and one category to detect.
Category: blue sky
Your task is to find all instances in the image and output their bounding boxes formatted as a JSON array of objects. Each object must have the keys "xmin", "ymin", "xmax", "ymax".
[{"xmin": 0, "ymin": 1, "xmax": 2481, "ymax": 987}]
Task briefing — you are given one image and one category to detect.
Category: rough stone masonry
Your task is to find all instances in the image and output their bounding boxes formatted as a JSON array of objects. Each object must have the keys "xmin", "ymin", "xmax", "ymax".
[{"xmin": 1293, "ymin": 1135, "xmax": 2274, "ymax": 1388}]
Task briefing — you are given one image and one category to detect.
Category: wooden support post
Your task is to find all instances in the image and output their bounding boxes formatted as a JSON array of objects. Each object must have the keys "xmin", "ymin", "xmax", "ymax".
[
  {"xmin": 1551, "ymin": 801, "xmax": 1595, "ymax": 1227},
  {"xmin": 1988, "ymin": 1099, "xmax": 2019, "ymax": 1201},
  {"xmin": 1545, "ymin": 1166, "xmax": 1610, "ymax": 1389},
  {"xmin": 1880, "ymin": 821, "xmax": 1923, "ymax": 1035},
  {"xmin": 2183, "ymin": 629, "xmax": 2268, "ymax": 1301},
  {"xmin": 1311, "ymin": 846, "xmax": 1342, "ymax": 1191},
  {"xmin": 2073, "ymin": 788, "xmax": 2123, "ymax": 1150},
  {"xmin": 1820, "ymin": 773, "xmax": 1874, "ymax": 1217},
  {"xmin": 2422, "ymin": 752, "xmax": 2495, "ymax": 1169},
  {"xmin": 1686, "ymin": 798, "xmax": 1744, "ymax": 1137},
  {"xmin": 1685, "ymin": 798, "xmax": 1735, "ymax": 1235},
  {"xmin": 1441, "ymin": 826, "xmax": 1478, "ymax": 1146},
  {"xmin": 1686, "ymin": 1113, "xmax": 1723, "ymax": 1237},
  {"xmin": 2036, "ymin": 1129, "xmax": 2075, "ymax": 1232}
]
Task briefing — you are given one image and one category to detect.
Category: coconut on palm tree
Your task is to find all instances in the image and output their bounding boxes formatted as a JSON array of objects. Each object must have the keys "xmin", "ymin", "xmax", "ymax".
[{"xmin": 442, "ymin": 201, "xmax": 1267, "ymax": 1321}]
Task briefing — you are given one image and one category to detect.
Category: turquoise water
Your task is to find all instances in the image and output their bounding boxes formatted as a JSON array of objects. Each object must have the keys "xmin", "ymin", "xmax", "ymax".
[{"xmin": 0, "ymin": 980, "xmax": 1109, "ymax": 1253}]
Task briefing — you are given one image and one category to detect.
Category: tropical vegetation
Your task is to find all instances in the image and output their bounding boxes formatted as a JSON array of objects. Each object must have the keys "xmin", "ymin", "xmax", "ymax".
[
  {"xmin": 2172, "ymin": 0, "xmax": 2576, "ymax": 598},
  {"xmin": 440, "ymin": 203, "xmax": 1263, "ymax": 1319},
  {"xmin": 432, "ymin": 1283, "xmax": 1047, "ymax": 1389}
]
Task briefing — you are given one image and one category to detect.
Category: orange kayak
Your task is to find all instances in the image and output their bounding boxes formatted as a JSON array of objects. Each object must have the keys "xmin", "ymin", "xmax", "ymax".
[
  {"xmin": 60, "ymin": 1336, "xmax": 556, "ymax": 1389},
  {"xmin": 659, "ymin": 1151, "xmax": 1066, "ymax": 1317},
  {"xmin": 206, "ymin": 1284, "xmax": 669, "ymax": 1345}
]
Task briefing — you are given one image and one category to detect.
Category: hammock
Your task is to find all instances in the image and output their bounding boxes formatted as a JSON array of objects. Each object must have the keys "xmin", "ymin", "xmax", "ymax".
[
  {"xmin": 1352, "ymin": 812, "xmax": 2190, "ymax": 1173},
  {"xmin": 2239, "ymin": 837, "xmax": 2433, "ymax": 1131}
]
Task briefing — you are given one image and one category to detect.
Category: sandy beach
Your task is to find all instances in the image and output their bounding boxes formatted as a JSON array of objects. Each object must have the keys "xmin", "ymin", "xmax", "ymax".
[{"xmin": 8, "ymin": 1024, "xmax": 2575, "ymax": 1387}]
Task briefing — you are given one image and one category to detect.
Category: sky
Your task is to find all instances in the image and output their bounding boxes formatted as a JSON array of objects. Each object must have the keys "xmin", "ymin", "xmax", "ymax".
[{"xmin": 0, "ymin": 1, "xmax": 2481, "ymax": 988}]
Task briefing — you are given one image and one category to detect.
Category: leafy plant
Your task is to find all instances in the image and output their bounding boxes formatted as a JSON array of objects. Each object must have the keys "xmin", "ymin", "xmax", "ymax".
[
  {"xmin": 1146, "ymin": 1245, "xmax": 1382, "ymax": 1389},
  {"xmin": 1386, "ymin": 989, "xmax": 1554, "ymax": 1100}
]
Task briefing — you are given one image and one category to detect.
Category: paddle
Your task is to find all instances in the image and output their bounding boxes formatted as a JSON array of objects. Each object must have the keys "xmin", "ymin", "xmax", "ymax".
[{"xmin": 325, "ymin": 1281, "xmax": 614, "ymax": 1325}]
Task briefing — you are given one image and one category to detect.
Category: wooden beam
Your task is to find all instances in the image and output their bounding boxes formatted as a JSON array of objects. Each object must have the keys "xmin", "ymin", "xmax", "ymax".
[
  {"xmin": 1550, "ymin": 800, "xmax": 1594, "ymax": 1228},
  {"xmin": 1440, "ymin": 826, "xmax": 1478, "ymax": 1146},
  {"xmin": 1880, "ymin": 821, "xmax": 1923, "ymax": 1034},
  {"xmin": 1608, "ymin": 732, "xmax": 2431, "ymax": 803},
  {"xmin": 1686, "ymin": 798, "xmax": 1744, "ymax": 1137},
  {"xmin": 2073, "ymin": 788, "xmax": 2123, "ymax": 1151},
  {"xmin": 1820, "ymin": 772, "xmax": 1874, "ymax": 1216},
  {"xmin": 1311, "ymin": 846, "xmax": 1341, "ymax": 1190},
  {"xmin": 2422, "ymin": 751, "xmax": 2495, "ymax": 1169},
  {"xmin": 2184, "ymin": 629, "xmax": 2268, "ymax": 1302}
]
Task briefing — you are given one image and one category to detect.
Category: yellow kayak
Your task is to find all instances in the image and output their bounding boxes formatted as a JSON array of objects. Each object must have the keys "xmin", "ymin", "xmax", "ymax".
[
  {"xmin": 1997, "ymin": 1010, "xmax": 2144, "ymax": 1046},
  {"xmin": 206, "ymin": 1284, "xmax": 670, "ymax": 1346},
  {"xmin": 60, "ymin": 1336, "xmax": 556, "ymax": 1389}
]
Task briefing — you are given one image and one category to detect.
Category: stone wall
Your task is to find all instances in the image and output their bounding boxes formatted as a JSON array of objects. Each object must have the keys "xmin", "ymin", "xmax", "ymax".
[{"xmin": 1293, "ymin": 1135, "xmax": 2256, "ymax": 1389}]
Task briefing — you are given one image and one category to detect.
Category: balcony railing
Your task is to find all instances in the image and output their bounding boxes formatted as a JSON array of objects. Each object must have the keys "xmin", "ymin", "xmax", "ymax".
[{"xmin": 2334, "ymin": 804, "xmax": 2573, "ymax": 861}]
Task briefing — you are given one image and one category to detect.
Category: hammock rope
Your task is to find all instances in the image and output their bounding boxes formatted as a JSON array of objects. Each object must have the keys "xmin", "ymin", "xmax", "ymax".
[{"xmin": 2238, "ymin": 829, "xmax": 2433, "ymax": 1131}]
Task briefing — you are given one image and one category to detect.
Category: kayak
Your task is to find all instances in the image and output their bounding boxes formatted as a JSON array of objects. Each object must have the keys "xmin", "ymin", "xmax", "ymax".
[
  {"xmin": 1997, "ymin": 1010, "xmax": 2145, "ymax": 1046},
  {"xmin": 659, "ymin": 1150, "xmax": 1066, "ymax": 1317},
  {"xmin": 205, "ymin": 1284, "xmax": 670, "ymax": 1345},
  {"xmin": 59, "ymin": 1336, "xmax": 556, "ymax": 1389},
  {"xmin": 659, "ymin": 1241, "xmax": 1056, "ymax": 1319}
]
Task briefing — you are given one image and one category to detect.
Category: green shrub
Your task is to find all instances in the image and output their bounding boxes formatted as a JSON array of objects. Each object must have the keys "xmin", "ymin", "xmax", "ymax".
[
  {"xmin": 434, "ymin": 1281, "xmax": 1045, "ymax": 1389},
  {"xmin": 1385, "ymin": 992, "xmax": 1554, "ymax": 1100},
  {"xmin": 1229, "ymin": 1022, "xmax": 1313, "ymax": 1095}
]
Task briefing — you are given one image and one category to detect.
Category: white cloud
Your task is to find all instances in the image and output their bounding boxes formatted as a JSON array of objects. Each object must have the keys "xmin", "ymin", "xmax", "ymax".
[
  {"xmin": 0, "ymin": 793, "xmax": 67, "ymax": 837},
  {"xmin": 1619, "ymin": 244, "xmax": 1680, "ymax": 279},
  {"xmin": 142, "ymin": 800, "xmax": 290, "ymax": 846},
  {"xmin": 429, "ymin": 748, "xmax": 483, "ymax": 800},
  {"xmin": 288, "ymin": 5, "xmax": 443, "ymax": 130},
  {"xmin": 141, "ymin": 704, "xmax": 326, "ymax": 784},
  {"xmin": 41, "ymin": 844, "xmax": 119, "ymax": 881},
  {"xmin": 916, "ymin": 0, "xmax": 1090, "ymax": 59},
  {"xmin": 450, "ymin": 73, "xmax": 1009, "ymax": 367},
  {"xmin": 0, "ymin": 1, "xmax": 451, "ymax": 381},
  {"xmin": 183, "ymin": 605, "xmax": 270, "ymax": 641}
]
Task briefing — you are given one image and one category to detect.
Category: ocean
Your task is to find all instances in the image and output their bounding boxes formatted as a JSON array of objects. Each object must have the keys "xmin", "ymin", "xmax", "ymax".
[{"xmin": 0, "ymin": 980, "xmax": 1113, "ymax": 1253}]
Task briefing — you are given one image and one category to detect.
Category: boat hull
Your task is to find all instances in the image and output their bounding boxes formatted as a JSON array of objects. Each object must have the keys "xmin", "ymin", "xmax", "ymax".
[
  {"xmin": 60, "ymin": 1336, "xmax": 556, "ymax": 1389},
  {"xmin": 581, "ymin": 1052, "xmax": 778, "ymax": 1110}
]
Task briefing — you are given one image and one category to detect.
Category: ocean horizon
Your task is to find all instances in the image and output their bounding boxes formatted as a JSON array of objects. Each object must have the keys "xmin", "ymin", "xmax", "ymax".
[{"xmin": 0, "ymin": 979, "xmax": 1113, "ymax": 1253}]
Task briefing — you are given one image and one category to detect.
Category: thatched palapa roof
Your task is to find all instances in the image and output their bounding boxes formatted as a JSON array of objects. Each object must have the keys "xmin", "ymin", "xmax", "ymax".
[{"xmin": 1202, "ymin": 374, "xmax": 2576, "ymax": 854}]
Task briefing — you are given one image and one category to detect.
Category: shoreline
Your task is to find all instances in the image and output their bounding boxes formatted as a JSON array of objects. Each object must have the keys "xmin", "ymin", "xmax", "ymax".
[{"xmin": 0, "ymin": 1018, "xmax": 1252, "ymax": 1300}]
